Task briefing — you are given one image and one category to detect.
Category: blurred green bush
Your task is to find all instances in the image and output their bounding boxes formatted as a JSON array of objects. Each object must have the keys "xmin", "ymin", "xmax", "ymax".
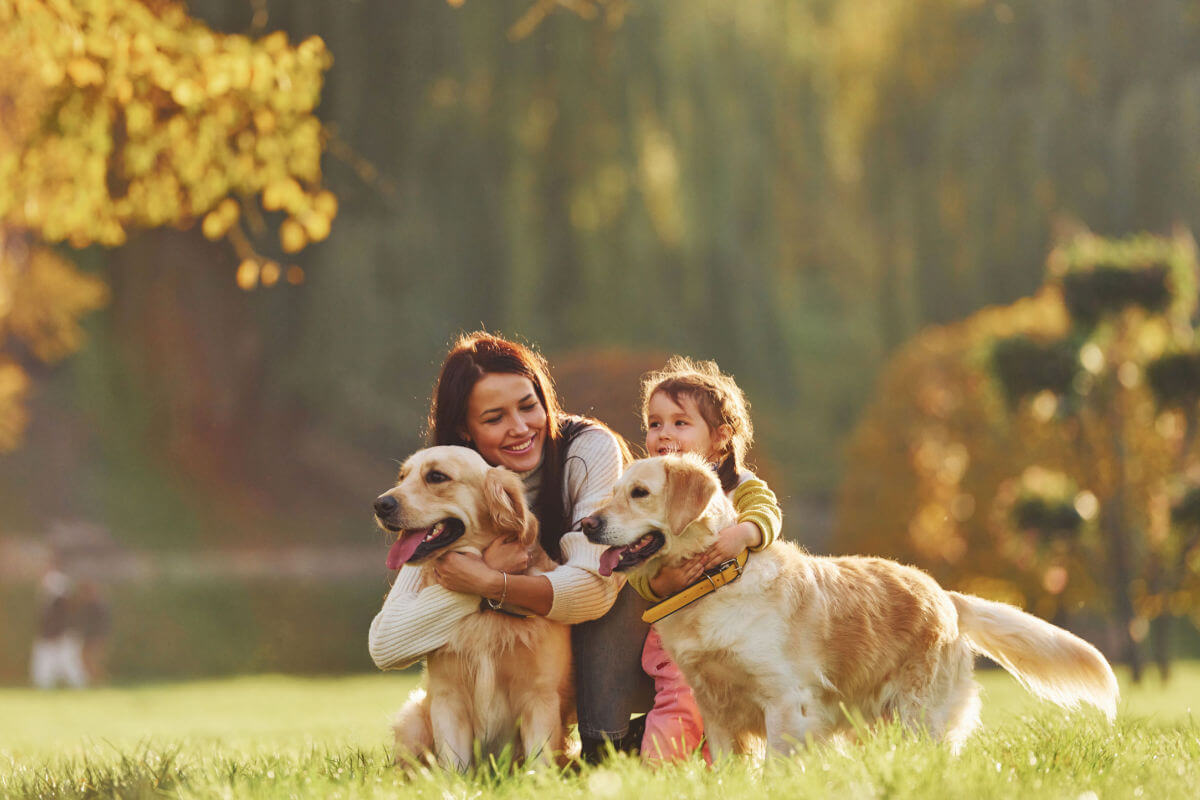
[{"xmin": 0, "ymin": 577, "xmax": 393, "ymax": 684}]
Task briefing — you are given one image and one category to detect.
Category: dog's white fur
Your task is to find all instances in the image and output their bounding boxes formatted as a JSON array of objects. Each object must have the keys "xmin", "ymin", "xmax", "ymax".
[
  {"xmin": 375, "ymin": 446, "xmax": 572, "ymax": 769},
  {"xmin": 585, "ymin": 454, "xmax": 1119, "ymax": 757}
]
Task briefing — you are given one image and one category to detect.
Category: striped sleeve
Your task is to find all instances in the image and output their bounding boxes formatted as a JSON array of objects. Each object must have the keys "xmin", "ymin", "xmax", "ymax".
[
  {"xmin": 543, "ymin": 426, "xmax": 625, "ymax": 622},
  {"xmin": 629, "ymin": 474, "xmax": 782, "ymax": 601},
  {"xmin": 625, "ymin": 564, "xmax": 662, "ymax": 602},
  {"xmin": 733, "ymin": 475, "xmax": 783, "ymax": 550},
  {"xmin": 367, "ymin": 565, "xmax": 480, "ymax": 670}
]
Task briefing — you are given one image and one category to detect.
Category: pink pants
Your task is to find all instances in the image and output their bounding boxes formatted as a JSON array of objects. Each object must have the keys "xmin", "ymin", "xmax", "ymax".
[{"xmin": 640, "ymin": 628, "xmax": 709, "ymax": 764}]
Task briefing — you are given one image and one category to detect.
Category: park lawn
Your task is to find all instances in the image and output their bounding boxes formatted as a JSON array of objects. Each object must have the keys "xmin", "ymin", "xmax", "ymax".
[{"xmin": 0, "ymin": 664, "xmax": 1197, "ymax": 799}]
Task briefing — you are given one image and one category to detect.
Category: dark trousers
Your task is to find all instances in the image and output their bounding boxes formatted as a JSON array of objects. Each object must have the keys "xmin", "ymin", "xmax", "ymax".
[{"xmin": 571, "ymin": 582, "xmax": 655, "ymax": 741}]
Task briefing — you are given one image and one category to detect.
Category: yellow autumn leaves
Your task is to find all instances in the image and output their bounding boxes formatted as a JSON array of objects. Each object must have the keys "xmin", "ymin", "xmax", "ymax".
[
  {"xmin": 0, "ymin": 0, "xmax": 335, "ymax": 450},
  {"xmin": 0, "ymin": 0, "xmax": 335, "ymax": 264},
  {"xmin": 236, "ymin": 259, "xmax": 304, "ymax": 291},
  {"xmin": 0, "ymin": 234, "xmax": 108, "ymax": 451},
  {"xmin": 258, "ymin": 180, "xmax": 337, "ymax": 253},
  {"xmin": 837, "ymin": 230, "xmax": 1200, "ymax": 628},
  {"xmin": 0, "ymin": 242, "xmax": 109, "ymax": 364}
]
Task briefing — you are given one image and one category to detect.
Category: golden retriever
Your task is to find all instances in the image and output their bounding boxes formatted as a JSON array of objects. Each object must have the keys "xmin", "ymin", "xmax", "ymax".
[
  {"xmin": 581, "ymin": 454, "xmax": 1118, "ymax": 756},
  {"xmin": 373, "ymin": 446, "xmax": 572, "ymax": 768}
]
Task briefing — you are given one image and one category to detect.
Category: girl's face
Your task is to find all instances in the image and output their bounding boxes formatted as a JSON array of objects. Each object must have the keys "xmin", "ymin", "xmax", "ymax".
[
  {"xmin": 645, "ymin": 390, "xmax": 729, "ymax": 462},
  {"xmin": 463, "ymin": 373, "xmax": 548, "ymax": 472}
]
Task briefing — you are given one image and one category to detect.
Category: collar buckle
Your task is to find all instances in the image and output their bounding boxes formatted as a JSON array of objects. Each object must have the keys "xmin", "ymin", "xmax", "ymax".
[
  {"xmin": 708, "ymin": 557, "xmax": 743, "ymax": 579},
  {"xmin": 641, "ymin": 549, "xmax": 751, "ymax": 624},
  {"xmin": 479, "ymin": 598, "xmax": 531, "ymax": 619}
]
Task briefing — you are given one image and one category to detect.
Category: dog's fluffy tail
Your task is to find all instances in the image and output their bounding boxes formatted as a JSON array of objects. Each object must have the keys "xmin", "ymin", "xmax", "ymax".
[{"xmin": 950, "ymin": 592, "xmax": 1118, "ymax": 720}]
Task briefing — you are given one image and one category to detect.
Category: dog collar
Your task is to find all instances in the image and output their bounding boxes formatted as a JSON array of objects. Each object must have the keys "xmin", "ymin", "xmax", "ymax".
[
  {"xmin": 641, "ymin": 549, "xmax": 749, "ymax": 624},
  {"xmin": 479, "ymin": 598, "xmax": 533, "ymax": 619}
]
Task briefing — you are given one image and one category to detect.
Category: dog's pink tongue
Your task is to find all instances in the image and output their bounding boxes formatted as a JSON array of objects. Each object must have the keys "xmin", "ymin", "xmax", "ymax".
[
  {"xmin": 386, "ymin": 530, "xmax": 427, "ymax": 569},
  {"xmin": 598, "ymin": 546, "xmax": 624, "ymax": 577}
]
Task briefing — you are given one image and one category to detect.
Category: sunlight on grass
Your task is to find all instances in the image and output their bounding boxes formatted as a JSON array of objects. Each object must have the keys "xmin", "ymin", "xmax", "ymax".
[
  {"xmin": 0, "ymin": 674, "xmax": 414, "ymax": 757},
  {"xmin": 1, "ymin": 665, "xmax": 1197, "ymax": 799}
]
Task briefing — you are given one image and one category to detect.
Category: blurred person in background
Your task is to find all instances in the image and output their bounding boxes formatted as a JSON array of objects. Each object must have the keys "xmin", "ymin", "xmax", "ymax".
[
  {"xmin": 76, "ymin": 579, "xmax": 112, "ymax": 685},
  {"xmin": 29, "ymin": 559, "xmax": 87, "ymax": 689}
]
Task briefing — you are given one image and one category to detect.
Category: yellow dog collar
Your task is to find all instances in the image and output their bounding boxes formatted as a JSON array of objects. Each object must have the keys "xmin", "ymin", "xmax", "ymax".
[{"xmin": 641, "ymin": 549, "xmax": 749, "ymax": 624}]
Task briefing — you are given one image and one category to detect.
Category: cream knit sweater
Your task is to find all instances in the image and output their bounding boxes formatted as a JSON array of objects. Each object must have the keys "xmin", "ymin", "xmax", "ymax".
[{"xmin": 368, "ymin": 426, "xmax": 624, "ymax": 670}]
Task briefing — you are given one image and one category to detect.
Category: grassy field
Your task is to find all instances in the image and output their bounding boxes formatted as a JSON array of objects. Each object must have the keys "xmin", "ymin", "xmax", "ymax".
[{"xmin": 1, "ymin": 665, "xmax": 1198, "ymax": 799}]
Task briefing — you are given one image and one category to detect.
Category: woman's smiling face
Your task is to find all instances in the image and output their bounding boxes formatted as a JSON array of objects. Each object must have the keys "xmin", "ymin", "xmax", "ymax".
[{"xmin": 463, "ymin": 372, "xmax": 549, "ymax": 472}]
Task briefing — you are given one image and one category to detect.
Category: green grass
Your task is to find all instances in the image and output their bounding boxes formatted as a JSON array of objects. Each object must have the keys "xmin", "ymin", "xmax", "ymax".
[{"xmin": 1, "ymin": 666, "xmax": 1198, "ymax": 799}]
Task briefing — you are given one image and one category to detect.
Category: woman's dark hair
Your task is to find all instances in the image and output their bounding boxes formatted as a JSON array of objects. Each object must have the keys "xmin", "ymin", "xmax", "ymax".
[{"xmin": 428, "ymin": 331, "xmax": 629, "ymax": 560}]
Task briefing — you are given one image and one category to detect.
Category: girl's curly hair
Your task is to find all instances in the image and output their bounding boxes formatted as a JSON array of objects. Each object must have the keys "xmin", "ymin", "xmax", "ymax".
[{"xmin": 640, "ymin": 356, "xmax": 753, "ymax": 492}]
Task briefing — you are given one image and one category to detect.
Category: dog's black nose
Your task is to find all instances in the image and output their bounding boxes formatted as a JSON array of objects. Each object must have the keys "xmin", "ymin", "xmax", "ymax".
[
  {"xmin": 374, "ymin": 495, "xmax": 398, "ymax": 517},
  {"xmin": 579, "ymin": 516, "xmax": 601, "ymax": 538}
]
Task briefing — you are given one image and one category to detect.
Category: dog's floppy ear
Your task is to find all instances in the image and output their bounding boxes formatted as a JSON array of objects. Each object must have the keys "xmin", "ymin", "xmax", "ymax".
[
  {"xmin": 665, "ymin": 458, "xmax": 719, "ymax": 535},
  {"xmin": 483, "ymin": 467, "xmax": 536, "ymax": 545}
]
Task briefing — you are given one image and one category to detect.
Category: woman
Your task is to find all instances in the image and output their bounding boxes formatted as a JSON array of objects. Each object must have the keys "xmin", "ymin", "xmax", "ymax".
[{"xmin": 368, "ymin": 331, "xmax": 654, "ymax": 759}]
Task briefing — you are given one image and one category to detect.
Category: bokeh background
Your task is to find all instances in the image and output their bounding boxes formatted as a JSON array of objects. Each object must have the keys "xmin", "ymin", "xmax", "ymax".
[{"xmin": 3, "ymin": 0, "xmax": 1200, "ymax": 686}]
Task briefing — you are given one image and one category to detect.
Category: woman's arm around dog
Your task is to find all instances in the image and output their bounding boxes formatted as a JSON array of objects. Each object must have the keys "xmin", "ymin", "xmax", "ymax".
[
  {"xmin": 434, "ymin": 426, "xmax": 625, "ymax": 621},
  {"xmin": 368, "ymin": 566, "xmax": 480, "ymax": 670}
]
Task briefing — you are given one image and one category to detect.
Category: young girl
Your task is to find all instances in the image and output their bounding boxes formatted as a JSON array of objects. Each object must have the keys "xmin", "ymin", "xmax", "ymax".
[{"xmin": 630, "ymin": 356, "xmax": 783, "ymax": 763}]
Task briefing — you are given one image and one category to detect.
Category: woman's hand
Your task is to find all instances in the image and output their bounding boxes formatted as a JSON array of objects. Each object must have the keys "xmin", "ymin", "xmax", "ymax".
[
  {"xmin": 648, "ymin": 555, "xmax": 707, "ymax": 598},
  {"xmin": 482, "ymin": 537, "xmax": 531, "ymax": 575},
  {"xmin": 432, "ymin": 552, "xmax": 505, "ymax": 599},
  {"xmin": 699, "ymin": 522, "xmax": 762, "ymax": 570}
]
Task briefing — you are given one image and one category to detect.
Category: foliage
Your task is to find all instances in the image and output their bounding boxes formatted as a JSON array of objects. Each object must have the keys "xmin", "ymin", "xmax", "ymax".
[
  {"xmin": 0, "ymin": 576, "xmax": 384, "ymax": 683},
  {"xmin": 1171, "ymin": 487, "xmax": 1200, "ymax": 528},
  {"xmin": 263, "ymin": 0, "xmax": 1200, "ymax": 504},
  {"xmin": 1146, "ymin": 353, "xmax": 1200, "ymax": 410},
  {"xmin": 0, "ymin": 358, "xmax": 29, "ymax": 452},
  {"xmin": 991, "ymin": 336, "xmax": 1079, "ymax": 409},
  {"xmin": 0, "ymin": 0, "xmax": 332, "ymax": 252},
  {"xmin": 820, "ymin": 0, "xmax": 1200, "ymax": 344},
  {"xmin": 1049, "ymin": 233, "xmax": 1200, "ymax": 328},
  {"xmin": 552, "ymin": 348, "xmax": 671, "ymax": 450},
  {"xmin": 0, "ymin": 235, "xmax": 109, "ymax": 451},
  {"xmin": 1061, "ymin": 266, "xmax": 1171, "ymax": 330},
  {"xmin": 3, "ymin": 671, "xmax": 1200, "ymax": 799},
  {"xmin": 837, "ymin": 231, "xmax": 1200, "ymax": 679},
  {"xmin": 0, "ymin": 0, "xmax": 333, "ymax": 452},
  {"xmin": 1012, "ymin": 497, "xmax": 1082, "ymax": 542},
  {"xmin": 9, "ymin": 0, "xmax": 1200, "ymax": 564},
  {"xmin": 488, "ymin": 0, "xmax": 631, "ymax": 41},
  {"xmin": 836, "ymin": 288, "xmax": 1076, "ymax": 609},
  {"xmin": 14, "ymin": 0, "xmax": 1200, "ymax": 527},
  {"xmin": 1043, "ymin": 232, "xmax": 1200, "ymax": 678}
]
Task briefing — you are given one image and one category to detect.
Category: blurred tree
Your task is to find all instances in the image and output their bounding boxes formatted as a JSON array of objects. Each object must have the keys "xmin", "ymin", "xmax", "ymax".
[
  {"xmin": 10, "ymin": 0, "xmax": 1200, "ymax": 550},
  {"xmin": 821, "ymin": 0, "xmax": 1200, "ymax": 346},
  {"xmin": 837, "ymin": 230, "xmax": 1200, "ymax": 681},
  {"xmin": 495, "ymin": 0, "xmax": 629, "ymax": 41},
  {"xmin": 275, "ymin": 0, "xmax": 872, "ymax": 500},
  {"xmin": 0, "ymin": 231, "xmax": 109, "ymax": 451},
  {"xmin": 1006, "ymin": 466, "xmax": 1095, "ymax": 629},
  {"xmin": 551, "ymin": 348, "xmax": 669, "ymax": 448},
  {"xmin": 0, "ymin": 0, "xmax": 333, "ymax": 452},
  {"xmin": 992, "ymin": 232, "xmax": 1199, "ymax": 681},
  {"xmin": 835, "ymin": 285, "xmax": 1078, "ymax": 607}
]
